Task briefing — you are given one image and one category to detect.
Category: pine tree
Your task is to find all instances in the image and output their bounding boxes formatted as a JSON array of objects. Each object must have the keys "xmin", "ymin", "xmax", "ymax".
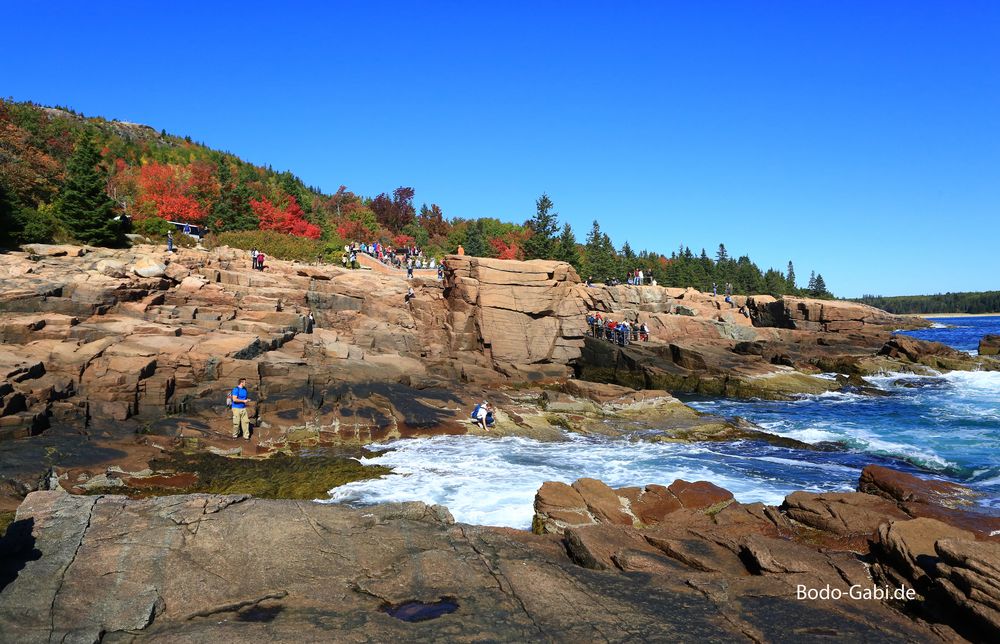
[
  {"xmin": 807, "ymin": 271, "xmax": 817, "ymax": 293},
  {"xmin": 621, "ymin": 241, "xmax": 635, "ymax": 259},
  {"xmin": 522, "ymin": 192, "xmax": 558, "ymax": 260},
  {"xmin": 56, "ymin": 134, "xmax": 124, "ymax": 247},
  {"xmin": 464, "ymin": 219, "xmax": 487, "ymax": 257},
  {"xmin": 786, "ymin": 261, "xmax": 796, "ymax": 291},
  {"xmin": 555, "ymin": 222, "xmax": 581, "ymax": 271},
  {"xmin": 583, "ymin": 220, "xmax": 617, "ymax": 282},
  {"xmin": 813, "ymin": 273, "xmax": 828, "ymax": 297},
  {"xmin": 0, "ymin": 182, "xmax": 18, "ymax": 247},
  {"xmin": 716, "ymin": 243, "xmax": 729, "ymax": 263}
]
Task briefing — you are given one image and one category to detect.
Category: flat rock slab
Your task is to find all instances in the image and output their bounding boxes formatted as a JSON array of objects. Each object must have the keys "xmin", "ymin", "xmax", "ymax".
[{"xmin": 0, "ymin": 492, "xmax": 950, "ymax": 642}]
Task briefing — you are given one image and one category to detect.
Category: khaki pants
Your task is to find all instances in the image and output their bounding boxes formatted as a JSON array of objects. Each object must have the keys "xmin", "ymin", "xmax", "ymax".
[{"xmin": 232, "ymin": 407, "xmax": 250, "ymax": 438}]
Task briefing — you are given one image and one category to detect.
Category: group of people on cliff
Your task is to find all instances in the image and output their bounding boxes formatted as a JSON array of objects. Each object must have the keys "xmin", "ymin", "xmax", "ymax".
[
  {"xmin": 586, "ymin": 312, "xmax": 649, "ymax": 345},
  {"xmin": 585, "ymin": 272, "xmax": 657, "ymax": 287}
]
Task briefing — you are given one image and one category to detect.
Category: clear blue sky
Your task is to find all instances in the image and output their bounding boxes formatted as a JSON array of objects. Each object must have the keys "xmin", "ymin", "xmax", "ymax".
[{"xmin": 4, "ymin": 1, "xmax": 998, "ymax": 296}]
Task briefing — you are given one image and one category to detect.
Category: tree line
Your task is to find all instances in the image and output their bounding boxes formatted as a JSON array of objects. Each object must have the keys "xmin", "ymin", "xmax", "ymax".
[
  {"xmin": 0, "ymin": 99, "xmax": 833, "ymax": 297},
  {"xmin": 853, "ymin": 292, "xmax": 1000, "ymax": 315}
]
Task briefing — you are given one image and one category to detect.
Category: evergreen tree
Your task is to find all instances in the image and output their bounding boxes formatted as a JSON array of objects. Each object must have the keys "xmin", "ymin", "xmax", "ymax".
[
  {"xmin": 763, "ymin": 268, "xmax": 788, "ymax": 296},
  {"xmin": 621, "ymin": 241, "xmax": 635, "ymax": 259},
  {"xmin": 216, "ymin": 162, "xmax": 258, "ymax": 231},
  {"xmin": 807, "ymin": 271, "xmax": 817, "ymax": 292},
  {"xmin": 555, "ymin": 222, "xmax": 581, "ymax": 271},
  {"xmin": 716, "ymin": 243, "xmax": 729, "ymax": 263},
  {"xmin": 813, "ymin": 273, "xmax": 829, "ymax": 297},
  {"xmin": 55, "ymin": 134, "xmax": 124, "ymax": 247},
  {"xmin": 464, "ymin": 219, "xmax": 487, "ymax": 257},
  {"xmin": 786, "ymin": 261, "xmax": 797, "ymax": 291},
  {"xmin": 583, "ymin": 220, "xmax": 617, "ymax": 282},
  {"xmin": 0, "ymin": 182, "xmax": 18, "ymax": 247},
  {"xmin": 522, "ymin": 192, "xmax": 558, "ymax": 260}
]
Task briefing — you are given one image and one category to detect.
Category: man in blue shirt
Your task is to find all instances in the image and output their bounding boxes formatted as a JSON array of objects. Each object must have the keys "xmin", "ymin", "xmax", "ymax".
[{"xmin": 231, "ymin": 378, "xmax": 251, "ymax": 440}]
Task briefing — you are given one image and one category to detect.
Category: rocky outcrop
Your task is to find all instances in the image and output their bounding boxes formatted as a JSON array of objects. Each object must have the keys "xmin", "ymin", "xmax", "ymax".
[
  {"xmin": 0, "ymin": 485, "xmax": 960, "ymax": 642},
  {"xmin": 932, "ymin": 539, "xmax": 1000, "ymax": 640},
  {"xmin": 747, "ymin": 296, "xmax": 907, "ymax": 332},
  {"xmin": 530, "ymin": 466, "xmax": 1000, "ymax": 641},
  {"xmin": 442, "ymin": 255, "xmax": 586, "ymax": 380},
  {"xmin": 979, "ymin": 334, "xmax": 1000, "ymax": 356}
]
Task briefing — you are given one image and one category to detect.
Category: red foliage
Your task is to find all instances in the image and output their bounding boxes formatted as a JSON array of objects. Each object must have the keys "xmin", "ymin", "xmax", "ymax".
[
  {"xmin": 251, "ymin": 196, "xmax": 320, "ymax": 239},
  {"xmin": 392, "ymin": 234, "xmax": 415, "ymax": 248},
  {"xmin": 489, "ymin": 237, "xmax": 521, "ymax": 260},
  {"xmin": 135, "ymin": 162, "xmax": 205, "ymax": 223},
  {"xmin": 336, "ymin": 219, "xmax": 373, "ymax": 242}
]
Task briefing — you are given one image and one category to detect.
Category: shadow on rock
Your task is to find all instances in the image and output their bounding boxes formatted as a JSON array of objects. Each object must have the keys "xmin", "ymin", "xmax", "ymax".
[{"xmin": 0, "ymin": 518, "xmax": 40, "ymax": 593}]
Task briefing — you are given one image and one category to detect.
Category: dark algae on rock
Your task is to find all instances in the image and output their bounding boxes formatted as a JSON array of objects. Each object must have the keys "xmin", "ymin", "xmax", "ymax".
[{"xmin": 82, "ymin": 447, "xmax": 390, "ymax": 500}]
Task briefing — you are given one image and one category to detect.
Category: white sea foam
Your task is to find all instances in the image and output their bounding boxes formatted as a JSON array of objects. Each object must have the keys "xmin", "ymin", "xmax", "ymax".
[{"xmin": 323, "ymin": 434, "xmax": 816, "ymax": 528}]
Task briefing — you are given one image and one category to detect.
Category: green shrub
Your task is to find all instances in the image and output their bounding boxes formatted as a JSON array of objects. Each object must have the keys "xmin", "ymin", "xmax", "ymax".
[
  {"xmin": 133, "ymin": 217, "xmax": 173, "ymax": 238},
  {"xmin": 206, "ymin": 230, "xmax": 339, "ymax": 263},
  {"xmin": 13, "ymin": 206, "xmax": 59, "ymax": 244},
  {"xmin": 174, "ymin": 232, "xmax": 198, "ymax": 248}
]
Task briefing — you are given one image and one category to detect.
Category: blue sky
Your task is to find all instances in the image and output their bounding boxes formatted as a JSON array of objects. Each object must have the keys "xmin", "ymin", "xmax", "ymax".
[{"xmin": 4, "ymin": 1, "xmax": 998, "ymax": 296}]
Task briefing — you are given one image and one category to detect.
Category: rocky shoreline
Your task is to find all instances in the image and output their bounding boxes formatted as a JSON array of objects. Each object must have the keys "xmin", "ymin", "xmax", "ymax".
[
  {"xmin": 2, "ymin": 244, "xmax": 999, "ymax": 640},
  {"xmin": 3, "ymin": 243, "xmax": 993, "ymax": 512},
  {"xmin": 1, "ymin": 465, "xmax": 997, "ymax": 641}
]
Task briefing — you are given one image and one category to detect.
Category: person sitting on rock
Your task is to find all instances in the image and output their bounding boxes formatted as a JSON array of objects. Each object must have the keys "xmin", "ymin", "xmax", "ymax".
[
  {"xmin": 640, "ymin": 322, "xmax": 649, "ymax": 342},
  {"xmin": 405, "ymin": 286, "xmax": 415, "ymax": 304}
]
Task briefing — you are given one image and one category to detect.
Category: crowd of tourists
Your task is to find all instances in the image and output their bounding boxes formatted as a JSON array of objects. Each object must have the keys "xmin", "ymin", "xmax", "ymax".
[
  {"xmin": 586, "ymin": 269, "xmax": 657, "ymax": 287},
  {"xmin": 585, "ymin": 312, "xmax": 649, "ymax": 346},
  {"xmin": 339, "ymin": 241, "xmax": 444, "ymax": 280}
]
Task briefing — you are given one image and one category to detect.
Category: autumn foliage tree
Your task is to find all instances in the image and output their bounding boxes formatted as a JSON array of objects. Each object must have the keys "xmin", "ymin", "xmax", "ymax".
[
  {"xmin": 251, "ymin": 196, "xmax": 320, "ymax": 239},
  {"xmin": 371, "ymin": 186, "xmax": 416, "ymax": 231},
  {"xmin": 135, "ymin": 162, "xmax": 207, "ymax": 223}
]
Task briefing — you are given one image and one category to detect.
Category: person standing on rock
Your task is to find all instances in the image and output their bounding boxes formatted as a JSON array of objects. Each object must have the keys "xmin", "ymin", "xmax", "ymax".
[
  {"xmin": 230, "ymin": 378, "xmax": 251, "ymax": 440},
  {"xmin": 167, "ymin": 230, "xmax": 174, "ymax": 253},
  {"xmin": 251, "ymin": 248, "xmax": 259, "ymax": 268}
]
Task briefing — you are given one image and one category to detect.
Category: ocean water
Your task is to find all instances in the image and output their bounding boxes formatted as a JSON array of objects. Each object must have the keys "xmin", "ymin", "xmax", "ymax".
[
  {"xmin": 896, "ymin": 315, "xmax": 1000, "ymax": 353},
  {"xmin": 325, "ymin": 317, "xmax": 1000, "ymax": 529}
]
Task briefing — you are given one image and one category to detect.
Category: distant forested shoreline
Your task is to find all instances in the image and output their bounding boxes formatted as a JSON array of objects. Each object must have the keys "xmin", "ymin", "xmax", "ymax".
[{"xmin": 852, "ymin": 291, "xmax": 1000, "ymax": 315}]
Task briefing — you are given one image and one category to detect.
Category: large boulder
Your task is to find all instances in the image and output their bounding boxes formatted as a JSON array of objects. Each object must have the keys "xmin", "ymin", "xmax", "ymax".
[
  {"xmin": 979, "ymin": 334, "xmax": 1000, "ymax": 356},
  {"xmin": 132, "ymin": 256, "xmax": 167, "ymax": 278},
  {"xmin": 859, "ymin": 464, "xmax": 981, "ymax": 508},
  {"xmin": 95, "ymin": 258, "xmax": 128, "ymax": 278}
]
